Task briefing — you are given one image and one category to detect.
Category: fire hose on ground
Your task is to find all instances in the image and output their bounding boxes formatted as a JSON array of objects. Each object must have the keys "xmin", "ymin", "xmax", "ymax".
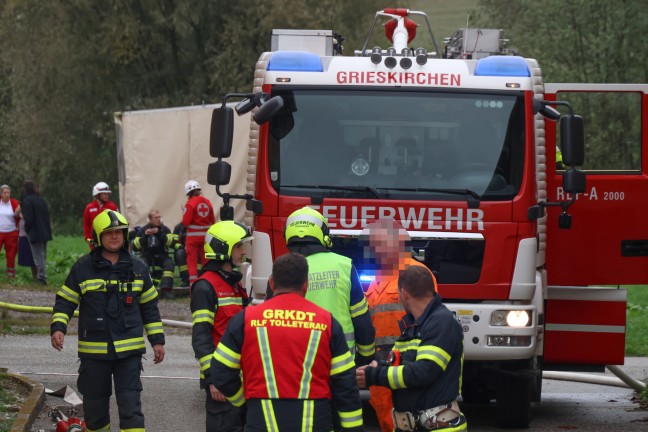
[
  {"xmin": 0, "ymin": 301, "xmax": 192, "ymax": 329},
  {"xmin": 0, "ymin": 301, "xmax": 644, "ymax": 390}
]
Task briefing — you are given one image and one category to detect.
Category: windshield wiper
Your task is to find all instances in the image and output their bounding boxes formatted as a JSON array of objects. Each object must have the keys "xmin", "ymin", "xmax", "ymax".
[
  {"xmin": 385, "ymin": 187, "xmax": 481, "ymax": 208},
  {"xmin": 281, "ymin": 184, "xmax": 384, "ymax": 199}
]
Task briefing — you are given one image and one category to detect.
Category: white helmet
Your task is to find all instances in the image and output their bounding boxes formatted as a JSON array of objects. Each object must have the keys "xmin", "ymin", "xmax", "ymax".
[
  {"xmin": 92, "ymin": 182, "xmax": 111, "ymax": 197},
  {"xmin": 184, "ymin": 180, "xmax": 201, "ymax": 196}
]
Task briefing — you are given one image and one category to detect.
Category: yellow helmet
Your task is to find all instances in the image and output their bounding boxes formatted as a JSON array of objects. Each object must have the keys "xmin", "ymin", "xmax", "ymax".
[
  {"xmin": 204, "ymin": 221, "xmax": 253, "ymax": 261},
  {"xmin": 285, "ymin": 207, "xmax": 331, "ymax": 247},
  {"xmin": 92, "ymin": 210, "xmax": 129, "ymax": 247}
]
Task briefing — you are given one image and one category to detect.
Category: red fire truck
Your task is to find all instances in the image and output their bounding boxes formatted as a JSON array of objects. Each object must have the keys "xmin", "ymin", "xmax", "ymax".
[{"xmin": 208, "ymin": 8, "xmax": 648, "ymax": 428}]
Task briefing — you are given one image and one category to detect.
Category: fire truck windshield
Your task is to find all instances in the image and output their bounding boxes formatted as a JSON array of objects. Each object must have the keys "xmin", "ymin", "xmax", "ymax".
[{"xmin": 268, "ymin": 88, "xmax": 526, "ymax": 201}]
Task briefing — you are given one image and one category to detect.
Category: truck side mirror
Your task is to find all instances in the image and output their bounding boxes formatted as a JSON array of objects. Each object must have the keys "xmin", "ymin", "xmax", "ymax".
[
  {"xmin": 246, "ymin": 199, "xmax": 264, "ymax": 215},
  {"xmin": 210, "ymin": 107, "xmax": 234, "ymax": 158},
  {"xmin": 252, "ymin": 96, "xmax": 284, "ymax": 125},
  {"xmin": 562, "ymin": 168, "xmax": 586, "ymax": 194},
  {"xmin": 560, "ymin": 115, "xmax": 584, "ymax": 166},
  {"xmin": 207, "ymin": 161, "xmax": 231, "ymax": 186}
]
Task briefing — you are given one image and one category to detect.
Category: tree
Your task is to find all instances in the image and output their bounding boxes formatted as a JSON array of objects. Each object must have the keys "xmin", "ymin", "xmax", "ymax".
[{"xmin": 475, "ymin": 0, "xmax": 648, "ymax": 170}]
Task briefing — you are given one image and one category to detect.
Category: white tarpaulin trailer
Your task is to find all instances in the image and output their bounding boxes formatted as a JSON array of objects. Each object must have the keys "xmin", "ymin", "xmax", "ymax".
[{"xmin": 114, "ymin": 105, "xmax": 251, "ymax": 229}]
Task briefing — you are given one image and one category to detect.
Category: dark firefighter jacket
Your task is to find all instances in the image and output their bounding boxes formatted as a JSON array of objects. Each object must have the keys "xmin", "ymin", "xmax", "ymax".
[
  {"xmin": 50, "ymin": 249, "xmax": 165, "ymax": 359},
  {"xmin": 190, "ymin": 260, "xmax": 248, "ymax": 388},
  {"xmin": 364, "ymin": 294, "xmax": 464, "ymax": 412},
  {"xmin": 212, "ymin": 292, "xmax": 363, "ymax": 431},
  {"xmin": 132, "ymin": 223, "xmax": 179, "ymax": 260}
]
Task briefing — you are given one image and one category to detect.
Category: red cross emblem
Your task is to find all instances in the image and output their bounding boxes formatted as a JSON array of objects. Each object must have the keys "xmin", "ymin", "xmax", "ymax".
[{"xmin": 197, "ymin": 203, "xmax": 210, "ymax": 218}]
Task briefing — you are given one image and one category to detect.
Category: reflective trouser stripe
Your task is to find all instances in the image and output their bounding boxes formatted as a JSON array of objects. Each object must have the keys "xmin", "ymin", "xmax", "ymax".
[
  {"xmin": 301, "ymin": 399, "xmax": 314, "ymax": 432},
  {"xmin": 261, "ymin": 399, "xmax": 280, "ymax": 432}
]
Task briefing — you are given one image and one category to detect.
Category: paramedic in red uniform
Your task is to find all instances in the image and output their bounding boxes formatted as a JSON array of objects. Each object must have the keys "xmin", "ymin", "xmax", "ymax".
[
  {"xmin": 83, "ymin": 182, "xmax": 118, "ymax": 249},
  {"xmin": 212, "ymin": 252, "xmax": 363, "ymax": 431},
  {"xmin": 181, "ymin": 180, "xmax": 215, "ymax": 284},
  {"xmin": 190, "ymin": 221, "xmax": 251, "ymax": 431}
]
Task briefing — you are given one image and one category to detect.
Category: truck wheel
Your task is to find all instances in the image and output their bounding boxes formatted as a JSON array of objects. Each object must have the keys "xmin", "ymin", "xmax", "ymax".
[
  {"xmin": 531, "ymin": 370, "xmax": 542, "ymax": 403},
  {"xmin": 461, "ymin": 383, "xmax": 492, "ymax": 404},
  {"xmin": 496, "ymin": 372, "xmax": 532, "ymax": 428}
]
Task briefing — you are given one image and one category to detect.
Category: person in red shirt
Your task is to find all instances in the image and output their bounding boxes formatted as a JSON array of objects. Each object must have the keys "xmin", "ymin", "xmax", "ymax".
[
  {"xmin": 181, "ymin": 180, "xmax": 215, "ymax": 284},
  {"xmin": 83, "ymin": 182, "xmax": 118, "ymax": 249}
]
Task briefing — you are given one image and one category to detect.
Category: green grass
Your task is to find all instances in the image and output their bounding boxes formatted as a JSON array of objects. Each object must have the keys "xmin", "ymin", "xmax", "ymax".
[
  {"xmin": 0, "ymin": 371, "xmax": 27, "ymax": 432},
  {"xmin": 625, "ymin": 285, "xmax": 648, "ymax": 356},
  {"xmin": 0, "ymin": 235, "xmax": 86, "ymax": 289}
]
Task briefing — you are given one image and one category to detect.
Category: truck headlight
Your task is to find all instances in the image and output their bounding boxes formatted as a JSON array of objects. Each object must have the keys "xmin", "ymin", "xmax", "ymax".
[{"xmin": 490, "ymin": 310, "xmax": 531, "ymax": 327}]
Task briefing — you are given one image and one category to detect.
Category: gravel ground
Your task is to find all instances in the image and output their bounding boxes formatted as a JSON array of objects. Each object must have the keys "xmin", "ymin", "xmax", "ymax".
[{"xmin": 0, "ymin": 287, "xmax": 192, "ymax": 336}]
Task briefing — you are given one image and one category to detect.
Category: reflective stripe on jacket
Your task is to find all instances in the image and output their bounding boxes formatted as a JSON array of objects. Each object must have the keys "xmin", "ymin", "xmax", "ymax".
[
  {"xmin": 242, "ymin": 292, "xmax": 335, "ymax": 399},
  {"xmin": 181, "ymin": 196, "xmax": 215, "ymax": 242},
  {"xmin": 366, "ymin": 258, "xmax": 430, "ymax": 360},
  {"xmin": 304, "ymin": 252, "xmax": 355, "ymax": 351},
  {"xmin": 211, "ymin": 292, "xmax": 364, "ymax": 431},
  {"xmin": 190, "ymin": 266, "xmax": 247, "ymax": 384},
  {"xmin": 51, "ymin": 249, "xmax": 164, "ymax": 359}
]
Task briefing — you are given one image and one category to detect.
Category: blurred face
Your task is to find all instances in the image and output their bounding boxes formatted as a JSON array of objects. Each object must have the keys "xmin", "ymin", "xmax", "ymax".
[
  {"xmin": 101, "ymin": 230, "xmax": 124, "ymax": 252},
  {"xmin": 149, "ymin": 212, "xmax": 162, "ymax": 227},
  {"xmin": 230, "ymin": 243, "xmax": 246, "ymax": 267},
  {"xmin": 0, "ymin": 188, "xmax": 9, "ymax": 203},
  {"xmin": 370, "ymin": 226, "xmax": 410, "ymax": 275},
  {"xmin": 97, "ymin": 192, "xmax": 110, "ymax": 203}
]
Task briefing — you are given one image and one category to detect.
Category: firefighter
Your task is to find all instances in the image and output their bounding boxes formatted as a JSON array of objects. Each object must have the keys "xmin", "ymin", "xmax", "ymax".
[
  {"xmin": 360, "ymin": 219, "xmax": 435, "ymax": 432},
  {"xmin": 50, "ymin": 209, "xmax": 165, "ymax": 432},
  {"xmin": 212, "ymin": 252, "xmax": 363, "ymax": 431},
  {"xmin": 173, "ymin": 222, "xmax": 190, "ymax": 287},
  {"xmin": 83, "ymin": 182, "xmax": 119, "ymax": 249},
  {"xmin": 181, "ymin": 180, "xmax": 215, "ymax": 284},
  {"xmin": 272, "ymin": 206, "xmax": 374, "ymax": 431},
  {"xmin": 190, "ymin": 220, "xmax": 252, "ymax": 432},
  {"xmin": 132, "ymin": 210, "xmax": 180, "ymax": 300},
  {"xmin": 356, "ymin": 266, "xmax": 467, "ymax": 432},
  {"xmin": 267, "ymin": 206, "xmax": 375, "ymax": 366}
]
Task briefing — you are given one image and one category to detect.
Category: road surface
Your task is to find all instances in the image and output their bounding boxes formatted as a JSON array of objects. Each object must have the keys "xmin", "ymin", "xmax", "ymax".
[{"xmin": 2, "ymin": 334, "xmax": 646, "ymax": 431}]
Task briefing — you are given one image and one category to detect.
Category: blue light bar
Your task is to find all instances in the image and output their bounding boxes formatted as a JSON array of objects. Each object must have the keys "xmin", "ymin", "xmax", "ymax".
[
  {"xmin": 267, "ymin": 51, "xmax": 323, "ymax": 72},
  {"xmin": 474, "ymin": 56, "xmax": 530, "ymax": 77},
  {"xmin": 359, "ymin": 274, "xmax": 375, "ymax": 283}
]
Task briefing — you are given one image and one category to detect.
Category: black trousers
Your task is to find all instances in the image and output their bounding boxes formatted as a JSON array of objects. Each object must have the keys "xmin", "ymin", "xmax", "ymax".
[
  {"xmin": 143, "ymin": 254, "xmax": 175, "ymax": 290},
  {"xmin": 205, "ymin": 388, "xmax": 243, "ymax": 432},
  {"xmin": 77, "ymin": 355, "xmax": 143, "ymax": 431}
]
